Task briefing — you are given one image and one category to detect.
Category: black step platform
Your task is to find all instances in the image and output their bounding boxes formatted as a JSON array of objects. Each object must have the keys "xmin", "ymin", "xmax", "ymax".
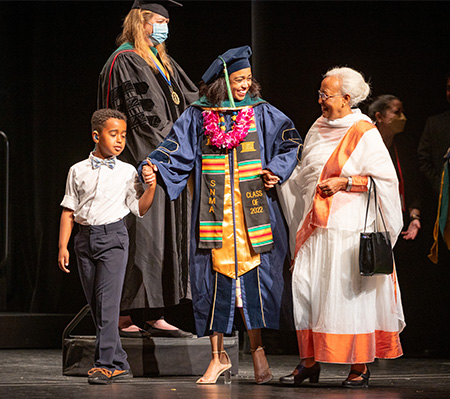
[
  {"xmin": 62, "ymin": 305, "xmax": 239, "ymax": 377},
  {"xmin": 0, "ymin": 313, "xmax": 75, "ymax": 348}
]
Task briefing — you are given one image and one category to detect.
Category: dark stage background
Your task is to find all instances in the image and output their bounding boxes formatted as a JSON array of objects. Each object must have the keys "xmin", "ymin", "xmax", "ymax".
[{"xmin": 0, "ymin": 1, "xmax": 449, "ymax": 356}]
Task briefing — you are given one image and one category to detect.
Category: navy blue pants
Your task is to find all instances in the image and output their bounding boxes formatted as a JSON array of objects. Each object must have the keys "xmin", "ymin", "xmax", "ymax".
[{"xmin": 74, "ymin": 220, "xmax": 130, "ymax": 372}]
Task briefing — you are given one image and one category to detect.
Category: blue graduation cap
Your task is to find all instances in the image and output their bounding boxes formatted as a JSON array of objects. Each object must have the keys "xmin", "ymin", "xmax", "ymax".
[
  {"xmin": 201, "ymin": 46, "xmax": 252, "ymax": 85},
  {"xmin": 132, "ymin": 0, "xmax": 182, "ymax": 19}
]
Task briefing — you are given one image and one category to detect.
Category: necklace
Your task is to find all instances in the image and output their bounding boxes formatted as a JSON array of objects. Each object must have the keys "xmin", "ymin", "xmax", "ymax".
[
  {"xmin": 202, "ymin": 107, "xmax": 254, "ymax": 149},
  {"xmin": 148, "ymin": 49, "xmax": 180, "ymax": 105}
]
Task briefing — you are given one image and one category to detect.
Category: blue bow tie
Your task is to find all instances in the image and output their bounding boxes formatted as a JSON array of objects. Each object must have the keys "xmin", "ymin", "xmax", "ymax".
[{"xmin": 91, "ymin": 157, "xmax": 116, "ymax": 170}]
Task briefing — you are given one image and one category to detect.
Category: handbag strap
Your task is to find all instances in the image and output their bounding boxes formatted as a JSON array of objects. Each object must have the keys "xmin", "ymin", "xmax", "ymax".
[
  {"xmin": 363, "ymin": 177, "xmax": 389, "ymax": 233},
  {"xmin": 363, "ymin": 178, "xmax": 373, "ymax": 231}
]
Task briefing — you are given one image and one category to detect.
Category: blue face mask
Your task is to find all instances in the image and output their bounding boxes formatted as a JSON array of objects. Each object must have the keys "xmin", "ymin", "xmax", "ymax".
[{"xmin": 148, "ymin": 23, "xmax": 169, "ymax": 45}]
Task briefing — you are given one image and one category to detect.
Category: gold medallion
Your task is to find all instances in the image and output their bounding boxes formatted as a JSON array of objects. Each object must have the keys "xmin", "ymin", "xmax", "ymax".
[{"xmin": 171, "ymin": 90, "xmax": 180, "ymax": 105}]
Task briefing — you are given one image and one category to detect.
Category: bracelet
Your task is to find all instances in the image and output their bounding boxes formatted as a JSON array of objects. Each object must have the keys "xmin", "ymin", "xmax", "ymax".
[
  {"xmin": 410, "ymin": 214, "xmax": 420, "ymax": 221},
  {"xmin": 346, "ymin": 176, "xmax": 352, "ymax": 192}
]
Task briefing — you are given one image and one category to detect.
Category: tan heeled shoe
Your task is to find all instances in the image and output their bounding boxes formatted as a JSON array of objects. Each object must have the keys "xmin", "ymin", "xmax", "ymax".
[
  {"xmin": 251, "ymin": 346, "xmax": 273, "ymax": 384},
  {"xmin": 196, "ymin": 351, "xmax": 232, "ymax": 384}
]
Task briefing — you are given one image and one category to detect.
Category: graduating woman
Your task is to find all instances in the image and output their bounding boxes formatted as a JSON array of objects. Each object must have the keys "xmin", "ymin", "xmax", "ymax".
[
  {"xmin": 98, "ymin": 0, "xmax": 198, "ymax": 337},
  {"xmin": 141, "ymin": 46, "xmax": 302, "ymax": 384}
]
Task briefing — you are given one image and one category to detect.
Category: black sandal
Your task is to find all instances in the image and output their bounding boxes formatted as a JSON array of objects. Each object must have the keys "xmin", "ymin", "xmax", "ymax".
[{"xmin": 342, "ymin": 366, "xmax": 370, "ymax": 388}]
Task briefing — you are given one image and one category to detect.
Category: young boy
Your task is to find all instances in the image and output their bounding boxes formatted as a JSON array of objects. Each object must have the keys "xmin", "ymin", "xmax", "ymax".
[{"xmin": 58, "ymin": 109, "xmax": 156, "ymax": 384}]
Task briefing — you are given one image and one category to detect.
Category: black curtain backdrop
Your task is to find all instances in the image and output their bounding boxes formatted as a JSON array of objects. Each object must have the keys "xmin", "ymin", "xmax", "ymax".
[{"xmin": 0, "ymin": 0, "xmax": 449, "ymax": 356}]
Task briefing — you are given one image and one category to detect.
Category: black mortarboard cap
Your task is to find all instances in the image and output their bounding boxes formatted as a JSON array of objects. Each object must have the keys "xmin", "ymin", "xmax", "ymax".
[
  {"xmin": 132, "ymin": 0, "xmax": 182, "ymax": 19},
  {"xmin": 202, "ymin": 46, "xmax": 252, "ymax": 84}
]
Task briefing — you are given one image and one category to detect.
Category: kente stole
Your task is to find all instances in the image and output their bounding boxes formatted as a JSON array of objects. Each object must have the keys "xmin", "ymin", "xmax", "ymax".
[
  {"xmin": 429, "ymin": 159, "xmax": 450, "ymax": 263},
  {"xmin": 199, "ymin": 108, "xmax": 274, "ymax": 257}
]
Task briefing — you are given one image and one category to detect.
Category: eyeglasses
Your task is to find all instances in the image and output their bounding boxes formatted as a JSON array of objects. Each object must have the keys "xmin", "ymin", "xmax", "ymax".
[{"xmin": 318, "ymin": 90, "xmax": 342, "ymax": 101}]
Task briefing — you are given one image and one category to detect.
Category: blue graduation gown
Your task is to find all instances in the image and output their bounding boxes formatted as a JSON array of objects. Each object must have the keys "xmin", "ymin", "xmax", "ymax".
[{"xmin": 139, "ymin": 100, "xmax": 302, "ymax": 336}]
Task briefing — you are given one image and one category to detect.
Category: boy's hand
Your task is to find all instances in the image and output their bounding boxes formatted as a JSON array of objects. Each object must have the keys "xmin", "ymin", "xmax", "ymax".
[
  {"xmin": 139, "ymin": 159, "xmax": 158, "ymax": 215},
  {"xmin": 58, "ymin": 248, "xmax": 70, "ymax": 273},
  {"xmin": 143, "ymin": 159, "xmax": 158, "ymax": 187}
]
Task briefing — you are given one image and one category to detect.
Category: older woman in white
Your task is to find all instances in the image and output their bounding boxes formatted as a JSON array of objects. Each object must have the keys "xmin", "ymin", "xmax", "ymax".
[{"xmin": 279, "ymin": 67, "xmax": 405, "ymax": 388}]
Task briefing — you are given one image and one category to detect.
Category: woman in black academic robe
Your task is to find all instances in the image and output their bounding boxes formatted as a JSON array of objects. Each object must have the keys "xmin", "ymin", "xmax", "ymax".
[{"xmin": 97, "ymin": 0, "xmax": 198, "ymax": 337}]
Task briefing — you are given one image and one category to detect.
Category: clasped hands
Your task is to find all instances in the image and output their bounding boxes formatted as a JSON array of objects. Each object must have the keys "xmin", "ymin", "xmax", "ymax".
[{"xmin": 142, "ymin": 159, "xmax": 158, "ymax": 186}]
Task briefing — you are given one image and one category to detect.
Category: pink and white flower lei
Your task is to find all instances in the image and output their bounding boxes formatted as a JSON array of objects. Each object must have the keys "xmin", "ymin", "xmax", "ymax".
[{"xmin": 202, "ymin": 107, "xmax": 254, "ymax": 149}]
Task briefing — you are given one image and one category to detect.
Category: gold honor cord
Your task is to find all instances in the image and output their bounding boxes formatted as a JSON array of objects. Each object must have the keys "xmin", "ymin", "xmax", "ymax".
[{"xmin": 218, "ymin": 56, "xmax": 236, "ymax": 108}]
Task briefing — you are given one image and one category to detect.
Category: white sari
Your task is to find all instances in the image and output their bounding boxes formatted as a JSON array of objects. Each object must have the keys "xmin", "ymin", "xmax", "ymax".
[{"xmin": 280, "ymin": 110, "xmax": 405, "ymax": 364}]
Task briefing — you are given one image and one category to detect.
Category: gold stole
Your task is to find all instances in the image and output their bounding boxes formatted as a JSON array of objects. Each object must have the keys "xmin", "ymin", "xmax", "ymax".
[{"xmin": 212, "ymin": 149, "xmax": 260, "ymax": 279}]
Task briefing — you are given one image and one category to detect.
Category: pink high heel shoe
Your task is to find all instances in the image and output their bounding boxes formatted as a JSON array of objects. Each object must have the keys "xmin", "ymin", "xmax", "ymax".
[{"xmin": 196, "ymin": 351, "xmax": 232, "ymax": 384}]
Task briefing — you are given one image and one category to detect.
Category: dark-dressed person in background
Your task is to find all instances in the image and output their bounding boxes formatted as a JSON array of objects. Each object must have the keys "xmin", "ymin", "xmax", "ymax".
[
  {"xmin": 280, "ymin": 67, "xmax": 404, "ymax": 388},
  {"xmin": 368, "ymin": 95, "xmax": 421, "ymax": 240},
  {"xmin": 417, "ymin": 73, "xmax": 450, "ymax": 265},
  {"xmin": 141, "ymin": 46, "xmax": 302, "ymax": 384},
  {"xmin": 417, "ymin": 72, "xmax": 450, "ymax": 198},
  {"xmin": 97, "ymin": 0, "xmax": 198, "ymax": 338}
]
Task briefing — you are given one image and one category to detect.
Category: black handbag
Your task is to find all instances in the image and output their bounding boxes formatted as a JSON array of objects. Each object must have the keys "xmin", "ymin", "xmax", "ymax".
[{"xmin": 359, "ymin": 178, "xmax": 394, "ymax": 276}]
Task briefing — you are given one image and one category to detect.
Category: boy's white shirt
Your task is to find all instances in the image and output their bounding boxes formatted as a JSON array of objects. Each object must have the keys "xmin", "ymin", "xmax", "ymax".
[{"xmin": 60, "ymin": 152, "xmax": 144, "ymax": 225}]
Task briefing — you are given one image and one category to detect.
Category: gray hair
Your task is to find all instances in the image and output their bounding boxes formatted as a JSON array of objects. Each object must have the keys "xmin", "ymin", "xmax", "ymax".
[{"xmin": 324, "ymin": 67, "xmax": 371, "ymax": 107}]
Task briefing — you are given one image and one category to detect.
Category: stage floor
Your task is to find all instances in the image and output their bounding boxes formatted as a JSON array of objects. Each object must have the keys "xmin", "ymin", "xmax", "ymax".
[{"xmin": 0, "ymin": 350, "xmax": 449, "ymax": 398}]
